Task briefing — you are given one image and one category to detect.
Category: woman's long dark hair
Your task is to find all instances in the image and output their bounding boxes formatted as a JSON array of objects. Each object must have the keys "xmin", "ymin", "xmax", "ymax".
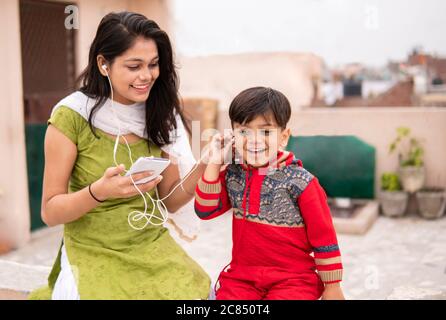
[{"xmin": 76, "ymin": 11, "xmax": 189, "ymax": 148}]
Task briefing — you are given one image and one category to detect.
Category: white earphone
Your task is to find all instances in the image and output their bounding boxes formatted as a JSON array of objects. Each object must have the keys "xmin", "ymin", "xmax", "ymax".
[{"xmin": 100, "ymin": 62, "xmax": 205, "ymax": 230}]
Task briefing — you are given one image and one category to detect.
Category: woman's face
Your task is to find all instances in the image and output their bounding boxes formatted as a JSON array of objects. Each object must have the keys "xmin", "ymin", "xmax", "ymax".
[{"xmin": 98, "ymin": 37, "xmax": 160, "ymax": 105}]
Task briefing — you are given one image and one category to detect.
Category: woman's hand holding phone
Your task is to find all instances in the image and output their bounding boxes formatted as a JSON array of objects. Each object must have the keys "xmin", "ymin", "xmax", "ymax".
[{"xmin": 90, "ymin": 164, "xmax": 163, "ymax": 201}]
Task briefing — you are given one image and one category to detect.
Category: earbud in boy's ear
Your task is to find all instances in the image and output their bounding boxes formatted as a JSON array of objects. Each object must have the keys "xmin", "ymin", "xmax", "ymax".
[{"xmin": 102, "ymin": 64, "xmax": 108, "ymax": 71}]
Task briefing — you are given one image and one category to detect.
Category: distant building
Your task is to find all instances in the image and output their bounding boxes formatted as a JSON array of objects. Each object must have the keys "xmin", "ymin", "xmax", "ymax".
[
  {"xmin": 407, "ymin": 50, "xmax": 446, "ymax": 83},
  {"xmin": 314, "ymin": 49, "xmax": 446, "ymax": 108},
  {"xmin": 407, "ymin": 49, "xmax": 446, "ymax": 106}
]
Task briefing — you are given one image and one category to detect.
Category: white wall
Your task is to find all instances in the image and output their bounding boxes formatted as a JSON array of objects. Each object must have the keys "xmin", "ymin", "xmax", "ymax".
[
  {"xmin": 178, "ymin": 52, "xmax": 323, "ymax": 111},
  {"xmin": 0, "ymin": 0, "xmax": 30, "ymax": 252}
]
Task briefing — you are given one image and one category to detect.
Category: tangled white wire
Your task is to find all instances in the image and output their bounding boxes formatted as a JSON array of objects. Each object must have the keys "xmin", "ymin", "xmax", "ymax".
[{"xmin": 104, "ymin": 69, "xmax": 205, "ymax": 230}]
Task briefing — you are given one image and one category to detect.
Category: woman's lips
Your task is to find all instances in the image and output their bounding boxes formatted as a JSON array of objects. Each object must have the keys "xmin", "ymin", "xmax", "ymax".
[{"xmin": 130, "ymin": 83, "xmax": 150, "ymax": 94}]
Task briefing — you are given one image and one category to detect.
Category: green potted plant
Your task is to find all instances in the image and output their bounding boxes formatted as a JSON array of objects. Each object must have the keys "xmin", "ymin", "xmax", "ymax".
[
  {"xmin": 389, "ymin": 127, "xmax": 425, "ymax": 193},
  {"xmin": 379, "ymin": 172, "xmax": 409, "ymax": 217},
  {"xmin": 416, "ymin": 187, "xmax": 446, "ymax": 219}
]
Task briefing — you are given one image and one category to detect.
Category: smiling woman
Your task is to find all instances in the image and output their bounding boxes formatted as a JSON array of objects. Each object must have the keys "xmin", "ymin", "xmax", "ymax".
[
  {"xmin": 78, "ymin": 12, "xmax": 181, "ymax": 147},
  {"xmin": 97, "ymin": 39, "xmax": 160, "ymax": 104},
  {"xmin": 28, "ymin": 11, "xmax": 211, "ymax": 300}
]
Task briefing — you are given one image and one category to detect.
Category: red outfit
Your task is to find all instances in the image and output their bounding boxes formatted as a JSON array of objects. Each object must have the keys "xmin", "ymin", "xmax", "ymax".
[{"xmin": 194, "ymin": 151, "xmax": 343, "ymax": 300}]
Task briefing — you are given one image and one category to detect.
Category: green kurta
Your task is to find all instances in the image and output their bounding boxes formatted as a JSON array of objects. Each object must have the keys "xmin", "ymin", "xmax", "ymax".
[{"xmin": 28, "ymin": 106, "xmax": 210, "ymax": 300}]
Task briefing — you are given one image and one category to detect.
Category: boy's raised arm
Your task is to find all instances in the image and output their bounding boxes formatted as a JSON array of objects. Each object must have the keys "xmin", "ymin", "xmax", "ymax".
[{"xmin": 194, "ymin": 164, "xmax": 232, "ymax": 220}]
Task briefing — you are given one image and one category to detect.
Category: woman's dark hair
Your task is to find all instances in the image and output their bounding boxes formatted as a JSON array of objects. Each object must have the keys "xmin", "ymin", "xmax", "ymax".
[
  {"xmin": 76, "ymin": 11, "xmax": 188, "ymax": 148},
  {"xmin": 229, "ymin": 87, "xmax": 291, "ymax": 129}
]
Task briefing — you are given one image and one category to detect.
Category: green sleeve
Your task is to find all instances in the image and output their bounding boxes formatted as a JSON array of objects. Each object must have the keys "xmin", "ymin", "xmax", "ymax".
[{"xmin": 47, "ymin": 106, "xmax": 83, "ymax": 145}]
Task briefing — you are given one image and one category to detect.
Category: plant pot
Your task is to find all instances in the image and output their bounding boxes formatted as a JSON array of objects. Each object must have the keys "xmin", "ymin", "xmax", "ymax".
[
  {"xmin": 416, "ymin": 188, "xmax": 446, "ymax": 219},
  {"xmin": 399, "ymin": 166, "xmax": 425, "ymax": 193},
  {"xmin": 379, "ymin": 191, "xmax": 409, "ymax": 217}
]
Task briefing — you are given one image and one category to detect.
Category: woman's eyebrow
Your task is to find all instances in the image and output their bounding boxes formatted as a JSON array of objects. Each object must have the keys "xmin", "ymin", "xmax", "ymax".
[
  {"xmin": 124, "ymin": 58, "xmax": 143, "ymax": 62},
  {"xmin": 124, "ymin": 56, "xmax": 159, "ymax": 62}
]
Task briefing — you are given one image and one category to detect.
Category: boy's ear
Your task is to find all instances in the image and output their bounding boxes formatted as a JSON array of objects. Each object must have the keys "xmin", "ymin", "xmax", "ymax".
[{"xmin": 280, "ymin": 128, "xmax": 291, "ymax": 149}]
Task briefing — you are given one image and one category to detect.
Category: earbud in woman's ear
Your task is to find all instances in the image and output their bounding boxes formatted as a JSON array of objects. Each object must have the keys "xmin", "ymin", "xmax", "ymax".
[{"xmin": 101, "ymin": 64, "xmax": 110, "ymax": 78}]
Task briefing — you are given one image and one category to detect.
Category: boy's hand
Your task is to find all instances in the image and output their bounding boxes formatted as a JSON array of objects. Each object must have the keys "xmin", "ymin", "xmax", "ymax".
[
  {"xmin": 207, "ymin": 133, "xmax": 234, "ymax": 165},
  {"xmin": 321, "ymin": 283, "xmax": 345, "ymax": 300}
]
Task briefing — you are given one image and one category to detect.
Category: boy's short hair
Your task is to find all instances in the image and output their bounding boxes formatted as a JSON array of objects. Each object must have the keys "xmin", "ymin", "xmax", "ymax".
[{"xmin": 228, "ymin": 87, "xmax": 291, "ymax": 129}]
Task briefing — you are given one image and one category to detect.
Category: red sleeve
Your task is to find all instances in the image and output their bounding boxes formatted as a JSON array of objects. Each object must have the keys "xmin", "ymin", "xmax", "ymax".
[
  {"xmin": 194, "ymin": 168, "xmax": 232, "ymax": 220},
  {"xmin": 298, "ymin": 178, "xmax": 343, "ymax": 284}
]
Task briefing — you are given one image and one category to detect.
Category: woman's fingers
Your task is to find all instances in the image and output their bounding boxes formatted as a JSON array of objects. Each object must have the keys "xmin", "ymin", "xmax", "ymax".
[
  {"xmin": 129, "ymin": 175, "xmax": 163, "ymax": 195},
  {"xmin": 140, "ymin": 175, "xmax": 163, "ymax": 192},
  {"xmin": 127, "ymin": 170, "xmax": 154, "ymax": 184},
  {"xmin": 105, "ymin": 164, "xmax": 125, "ymax": 177}
]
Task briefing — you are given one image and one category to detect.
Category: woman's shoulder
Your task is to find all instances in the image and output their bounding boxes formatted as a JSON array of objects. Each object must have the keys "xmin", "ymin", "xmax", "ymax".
[
  {"xmin": 50, "ymin": 104, "xmax": 84, "ymax": 119},
  {"xmin": 47, "ymin": 92, "xmax": 92, "ymax": 144},
  {"xmin": 51, "ymin": 91, "xmax": 90, "ymax": 118},
  {"xmin": 48, "ymin": 105, "xmax": 88, "ymax": 132},
  {"xmin": 49, "ymin": 91, "xmax": 94, "ymax": 125}
]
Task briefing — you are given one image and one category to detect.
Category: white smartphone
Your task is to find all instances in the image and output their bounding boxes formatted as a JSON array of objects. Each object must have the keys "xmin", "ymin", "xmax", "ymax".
[{"xmin": 125, "ymin": 156, "xmax": 171, "ymax": 185}]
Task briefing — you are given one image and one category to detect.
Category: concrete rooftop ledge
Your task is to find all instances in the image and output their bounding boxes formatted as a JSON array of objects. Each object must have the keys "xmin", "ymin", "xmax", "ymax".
[
  {"xmin": 333, "ymin": 200, "xmax": 380, "ymax": 235},
  {"xmin": 0, "ymin": 260, "xmax": 50, "ymax": 300}
]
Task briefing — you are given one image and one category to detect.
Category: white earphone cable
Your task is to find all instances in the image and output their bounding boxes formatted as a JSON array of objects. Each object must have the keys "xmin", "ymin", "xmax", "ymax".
[{"xmin": 103, "ymin": 66, "xmax": 205, "ymax": 230}]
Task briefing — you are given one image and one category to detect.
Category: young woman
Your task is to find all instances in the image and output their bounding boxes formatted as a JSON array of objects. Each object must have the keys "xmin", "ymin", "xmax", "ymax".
[{"xmin": 29, "ymin": 11, "xmax": 210, "ymax": 300}]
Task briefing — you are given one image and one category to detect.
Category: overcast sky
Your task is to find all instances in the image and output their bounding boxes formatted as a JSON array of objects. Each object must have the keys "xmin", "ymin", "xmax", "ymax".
[{"xmin": 172, "ymin": 0, "xmax": 446, "ymax": 67}]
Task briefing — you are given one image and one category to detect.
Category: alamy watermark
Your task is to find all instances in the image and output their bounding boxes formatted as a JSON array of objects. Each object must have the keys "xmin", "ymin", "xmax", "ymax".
[
  {"xmin": 364, "ymin": 4, "xmax": 380, "ymax": 30},
  {"xmin": 65, "ymin": 5, "xmax": 79, "ymax": 30}
]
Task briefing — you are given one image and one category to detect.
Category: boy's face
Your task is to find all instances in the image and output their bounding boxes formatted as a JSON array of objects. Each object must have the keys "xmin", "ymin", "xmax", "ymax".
[{"xmin": 232, "ymin": 114, "xmax": 291, "ymax": 168}]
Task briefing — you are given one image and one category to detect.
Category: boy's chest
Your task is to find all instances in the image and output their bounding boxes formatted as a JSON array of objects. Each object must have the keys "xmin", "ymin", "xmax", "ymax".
[{"xmin": 225, "ymin": 167, "xmax": 306, "ymax": 227}]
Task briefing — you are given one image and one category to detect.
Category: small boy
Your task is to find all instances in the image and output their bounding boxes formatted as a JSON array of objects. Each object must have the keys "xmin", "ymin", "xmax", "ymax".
[{"xmin": 194, "ymin": 87, "xmax": 345, "ymax": 300}]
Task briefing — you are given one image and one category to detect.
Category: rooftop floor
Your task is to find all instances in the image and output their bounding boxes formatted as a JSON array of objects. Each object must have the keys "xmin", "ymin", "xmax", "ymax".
[{"xmin": 1, "ymin": 214, "xmax": 445, "ymax": 300}]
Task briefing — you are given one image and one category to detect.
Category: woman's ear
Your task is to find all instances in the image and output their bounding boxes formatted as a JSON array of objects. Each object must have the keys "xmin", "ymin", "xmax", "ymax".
[{"xmin": 96, "ymin": 55, "xmax": 108, "ymax": 76}]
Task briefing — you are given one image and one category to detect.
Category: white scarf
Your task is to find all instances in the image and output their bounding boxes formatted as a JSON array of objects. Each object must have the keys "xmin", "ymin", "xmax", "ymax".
[{"xmin": 52, "ymin": 91, "xmax": 200, "ymax": 241}]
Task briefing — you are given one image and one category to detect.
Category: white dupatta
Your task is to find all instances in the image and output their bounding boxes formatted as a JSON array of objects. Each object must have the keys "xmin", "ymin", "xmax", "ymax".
[{"xmin": 52, "ymin": 91, "xmax": 201, "ymax": 241}]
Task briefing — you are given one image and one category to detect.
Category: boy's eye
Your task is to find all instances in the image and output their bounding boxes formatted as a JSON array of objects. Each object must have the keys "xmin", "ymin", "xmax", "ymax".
[
  {"xmin": 128, "ymin": 65, "xmax": 140, "ymax": 70},
  {"xmin": 238, "ymin": 129, "xmax": 249, "ymax": 136},
  {"xmin": 149, "ymin": 62, "xmax": 159, "ymax": 68},
  {"xmin": 259, "ymin": 129, "xmax": 272, "ymax": 136}
]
